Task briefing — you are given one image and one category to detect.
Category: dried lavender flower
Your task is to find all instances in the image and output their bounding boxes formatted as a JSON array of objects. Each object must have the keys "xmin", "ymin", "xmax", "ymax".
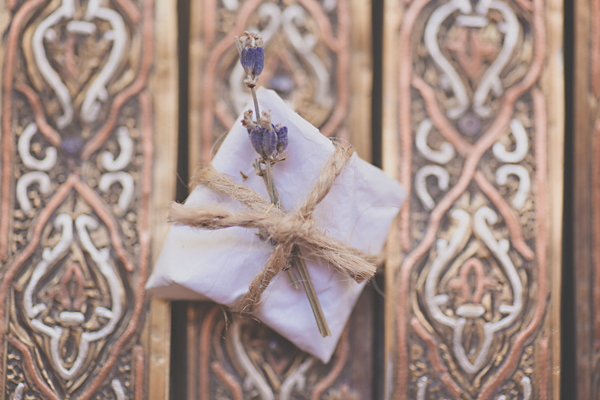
[
  {"xmin": 258, "ymin": 110, "xmax": 277, "ymax": 158},
  {"xmin": 234, "ymin": 31, "xmax": 329, "ymax": 337},
  {"xmin": 239, "ymin": 31, "xmax": 264, "ymax": 87},
  {"xmin": 242, "ymin": 109, "xmax": 282, "ymax": 159},
  {"xmin": 242, "ymin": 110, "xmax": 264, "ymax": 156},
  {"xmin": 274, "ymin": 123, "xmax": 288, "ymax": 154}
]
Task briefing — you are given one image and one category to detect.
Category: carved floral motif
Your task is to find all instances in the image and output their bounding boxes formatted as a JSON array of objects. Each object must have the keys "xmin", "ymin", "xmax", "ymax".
[
  {"xmin": 391, "ymin": 0, "xmax": 552, "ymax": 398},
  {"xmin": 1, "ymin": 0, "xmax": 153, "ymax": 398},
  {"xmin": 193, "ymin": 306, "xmax": 357, "ymax": 400}
]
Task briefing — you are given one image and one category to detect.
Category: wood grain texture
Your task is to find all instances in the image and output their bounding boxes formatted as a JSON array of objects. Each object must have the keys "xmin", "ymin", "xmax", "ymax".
[
  {"xmin": 573, "ymin": 0, "xmax": 600, "ymax": 397},
  {"xmin": 0, "ymin": 0, "xmax": 176, "ymax": 398},
  {"xmin": 383, "ymin": 0, "xmax": 563, "ymax": 398}
]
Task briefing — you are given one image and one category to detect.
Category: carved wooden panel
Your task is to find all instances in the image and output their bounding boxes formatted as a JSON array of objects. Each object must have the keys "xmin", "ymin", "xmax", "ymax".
[
  {"xmin": 0, "ymin": 0, "xmax": 177, "ymax": 399},
  {"xmin": 188, "ymin": 0, "xmax": 373, "ymax": 167},
  {"xmin": 185, "ymin": 0, "xmax": 375, "ymax": 398},
  {"xmin": 573, "ymin": 0, "xmax": 600, "ymax": 397},
  {"xmin": 383, "ymin": 0, "xmax": 563, "ymax": 399},
  {"xmin": 186, "ymin": 288, "xmax": 375, "ymax": 400}
]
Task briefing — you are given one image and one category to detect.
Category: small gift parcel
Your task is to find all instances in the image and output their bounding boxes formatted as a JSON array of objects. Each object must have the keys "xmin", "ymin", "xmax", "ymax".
[{"xmin": 146, "ymin": 88, "xmax": 407, "ymax": 363}]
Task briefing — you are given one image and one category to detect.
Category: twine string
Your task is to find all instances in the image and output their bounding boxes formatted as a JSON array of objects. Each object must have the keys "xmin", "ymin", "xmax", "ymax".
[{"xmin": 168, "ymin": 144, "xmax": 379, "ymax": 312}]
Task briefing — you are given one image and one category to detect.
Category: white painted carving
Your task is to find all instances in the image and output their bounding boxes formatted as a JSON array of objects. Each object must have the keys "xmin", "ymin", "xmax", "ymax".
[
  {"xmin": 424, "ymin": 206, "xmax": 524, "ymax": 376},
  {"xmin": 24, "ymin": 214, "xmax": 73, "ymax": 320},
  {"xmin": 424, "ymin": 0, "xmax": 520, "ymax": 118},
  {"xmin": 230, "ymin": 319, "xmax": 274, "ymax": 400},
  {"xmin": 111, "ymin": 379, "xmax": 126, "ymax": 400},
  {"xmin": 283, "ymin": 5, "xmax": 330, "ymax": 105},
  {"xmin": 99, "ymin": 172, "xmax": 135, "ymax": 212},
  {"xmin": 416, "ymin": 376, "xmax": 428, "ymax": 400},
  {"xmin": 81, "ymin": 0, "xmax": 127, "ymax": 123},
  {"xmin": 424, "ymin": 0, "xmax": 471, "ymax": 119},
  {"xmin": 496, "ymin": 164, "xmax": 530, "ymax": 209},
  {"xmin": 59, "ymin": 311, "xmax": 85, "ymax": 324},
  {"xmin": 416, "ymin": 119, "xmax": 455, "ymax": 164},
  {"xmin": 13, "ymin": 383, "xmax": 25, "ymax": 400},
  {"xmin": 101, "ymin": 127, "xmax": 134, "ymax": 171},
  {"xmin": 32, "ymin": 0, "xmax": 75, "ymax": 128},
  {"xmin": 75, "ymin": 215, "xmax": 123, "ymax": 342},
  {"xmin": 280, "ymin": 357, "xmax": 315, "ymax": 400},
  {"xmin": 456, "ymin": 15, "xmax": 488, "ymax": 27},
  {"xmin": 18, "ymin": 123, "xmax": 57, "ymax": 171},
  {"xmin": 415, "ymin": 165, "xmax": 450, "ymax": 210},
  {"xmin": 493, "ymin": 119, "xmax": 529, "ymax": 163},
  {"xmin": 522, "ymin": 376, "xmax": 532, "ymax": 400},
  {"xmin": 67, "ymin": 20, "xmax": 96, "ymax": 35},
  {"xmin": 16, "ymin": 172, "xmax": 52, "ymax": 214},
  {"xmin": 425, "ymin": 209, "xmax": 471, "ymax": 329},
  {"xmin": 24, "ymin": 214, "xmax": 125, "ymax": 380},
  {"xmin": 456, "ymin": 304, "xmax": 485, "ymax": 318},
  {"xmin": 472, "ymin": 206, "xmax": 523, "ymax": 337},
  {"xmin": 472, "ymin": 1, "xmax": 519, "ymax": 118},
  {"xmin": 32, "ymin": 0, "xmax": 127, "ymax": 127}
]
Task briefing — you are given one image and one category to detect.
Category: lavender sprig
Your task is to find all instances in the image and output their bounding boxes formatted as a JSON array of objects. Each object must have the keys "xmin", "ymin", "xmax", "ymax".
[{"xmin": 235, "ymin": 32, "xmax": 330, "ymax": 338}]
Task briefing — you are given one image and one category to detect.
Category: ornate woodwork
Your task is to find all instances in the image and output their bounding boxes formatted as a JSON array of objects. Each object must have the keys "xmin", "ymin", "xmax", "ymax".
[
  {"xmin": 0, "ymin": 0, "xmax": 177, "ymax": 399},
  {"xmin": 185, "ymin": 0, "xmax": 375, "ymax": 398},
  {"xmin": 186, "ymin": 289, "xmax": 375, "ymax": 400},
  {"xmin": 383, "ymin": 0, "xmax": 563, "ymax": 398},
  {"xmin": 188, "ymin": 0, "xmax": 373, "ymax": 167},
  {"xmin": 573, "ymin": 0, "xmax": 600, "ymax": 397}
]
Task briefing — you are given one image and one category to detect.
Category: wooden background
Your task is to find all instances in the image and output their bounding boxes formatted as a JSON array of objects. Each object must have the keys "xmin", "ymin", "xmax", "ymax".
[
  {"xmin": 382, "ymin": 0, "xmax": 563, "ymax": 399},
  {"xmin": 0, "ymin": 0, "xmax": 176, "ymax": 399},
  {"xmin": 0, "ymin": 0, "xmax": 579, "ymax": 399}
]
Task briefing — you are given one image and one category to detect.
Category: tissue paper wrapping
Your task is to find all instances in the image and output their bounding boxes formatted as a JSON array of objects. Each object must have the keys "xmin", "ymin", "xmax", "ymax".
[{"xmin": 147, "ymin": 89, "xmax": 406, "ymax": 362}]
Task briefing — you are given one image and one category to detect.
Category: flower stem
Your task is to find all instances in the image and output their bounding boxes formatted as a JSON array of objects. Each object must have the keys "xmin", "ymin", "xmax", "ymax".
[
  {"xmin": 255, "ymin": 160, "xmax": 299, "ymax": 290},
  {"xmin": 261, "ymin": 159, "xmax": 331, "ymax": 338},
  {"xmin": 251, "ymin": 87, "xmax": 261, "ymax": 119}
]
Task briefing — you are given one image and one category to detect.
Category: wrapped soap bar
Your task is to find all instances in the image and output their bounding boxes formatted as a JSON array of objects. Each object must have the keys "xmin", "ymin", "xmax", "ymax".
[{"xmin": 146, "ymin": 88, "xmax": 406, "ymax": 363}]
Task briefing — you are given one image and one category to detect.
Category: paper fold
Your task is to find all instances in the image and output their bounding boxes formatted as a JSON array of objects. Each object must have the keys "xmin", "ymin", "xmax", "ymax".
[{"xmin": 146, "ymin": 88, "xmax": 406, "ymax": 362}]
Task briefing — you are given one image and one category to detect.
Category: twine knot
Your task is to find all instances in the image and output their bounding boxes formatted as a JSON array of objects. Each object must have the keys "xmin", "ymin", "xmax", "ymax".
[{"xmin": 168, "ymin": 144, "xmax": 379, "ymax": 312}]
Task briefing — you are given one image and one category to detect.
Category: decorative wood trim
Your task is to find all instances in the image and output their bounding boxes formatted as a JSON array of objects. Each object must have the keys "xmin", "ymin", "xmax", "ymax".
[
  {"xmin": 146, "ymin": 0, "xmax": 179, "ymax": 398},
  {"xmin": 0, "ymin": 0, "xmax": 176, "ymax": 398},
  {"xmin": 383, "ymin": 0, "xmax": 563, "ymax": 398},
  {"xmin": 573, "ymin": 0, "xmax": 600, "ymax": 397}
]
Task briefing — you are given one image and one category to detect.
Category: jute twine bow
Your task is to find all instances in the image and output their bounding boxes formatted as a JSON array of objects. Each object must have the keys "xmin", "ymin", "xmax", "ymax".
[{"xmin": 168, "ymin": 144, "xmax": 379, "ymax": 312}]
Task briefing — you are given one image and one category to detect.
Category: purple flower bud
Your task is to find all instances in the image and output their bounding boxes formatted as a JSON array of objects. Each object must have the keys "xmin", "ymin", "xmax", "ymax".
[
  {"xmin": 249, "ymin": 126, "xmax": 265, "ymax": 156},
  {"xmin": 239, "ymin": 32, "xmax": 264, "ymax": 85},
  {"xmin": 274, "ymin": 123, "xmax": 288, "ymax": 154},
  {"xmin": 254, "ymin": 110, "xmax": 276, "ymax": 158},
  {"xmin": 261, "ymin": 124, "xmax": 277, "ymax": 158},
  {"xmin": 241, "ymin": 47, "xmax": 264, "ymax": 77}
]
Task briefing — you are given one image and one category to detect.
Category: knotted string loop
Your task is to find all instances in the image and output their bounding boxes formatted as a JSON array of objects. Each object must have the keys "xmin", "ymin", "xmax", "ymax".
[{"xmin": 168, "ymin": 144, "xmax": 379, "ymax": 312}]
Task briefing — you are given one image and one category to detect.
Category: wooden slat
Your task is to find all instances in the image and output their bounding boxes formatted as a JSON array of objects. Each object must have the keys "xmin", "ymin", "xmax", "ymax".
[
  {"xmin": 0, "ymin": 0, "xmax": 177, "ymax": 398},
  {"xmin": 186, "ymin": 0, "xmax": 375, "ymax": 398},
  {"xmin": 573, "ymin": 0, "xmax": 600, "ymax": 397},
  {"xmin": 383, "ymin": 0, "xmax": 563, "ymax": 398}
]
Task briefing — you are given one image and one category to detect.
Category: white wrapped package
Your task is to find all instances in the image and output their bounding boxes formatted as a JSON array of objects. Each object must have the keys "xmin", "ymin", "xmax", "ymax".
[{"xmin": 146, "ymin": 88, "xmax": 406, "ymax": 363}]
